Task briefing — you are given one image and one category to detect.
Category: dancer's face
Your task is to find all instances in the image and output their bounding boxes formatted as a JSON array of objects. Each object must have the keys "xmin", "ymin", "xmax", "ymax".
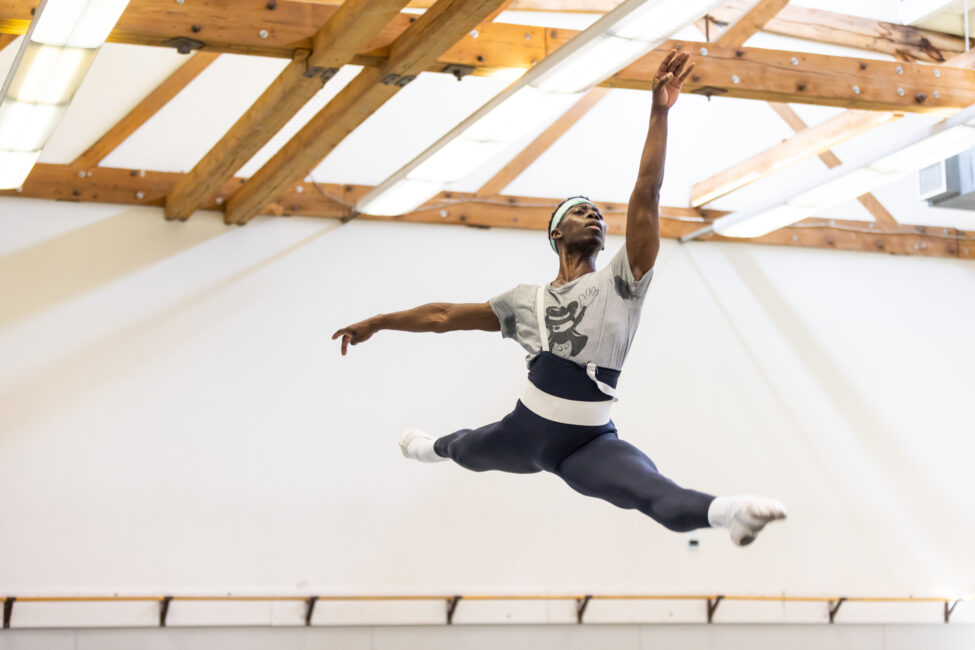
[{"xmin": 552, "ymin": 202, "xmax": 605, "ymax": 255}]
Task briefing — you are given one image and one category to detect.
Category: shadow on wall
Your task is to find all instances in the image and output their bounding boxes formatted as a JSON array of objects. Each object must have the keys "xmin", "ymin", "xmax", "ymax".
[
  {"xmin": 713, "ymin": 247, "xmax": 973, "ymax": 563},
  {"xmin": 0, "ymin": 212, "xmax": 341, "ymax": 434},
  {"xmin": 0, "ymin": 206, "xmax": 229, "ymax": 327}
]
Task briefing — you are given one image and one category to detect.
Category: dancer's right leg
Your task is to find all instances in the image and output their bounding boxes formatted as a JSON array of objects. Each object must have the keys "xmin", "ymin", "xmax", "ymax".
[{"xmin": 433, "ymin": 414, "xmax": 541, "ymax": 474}]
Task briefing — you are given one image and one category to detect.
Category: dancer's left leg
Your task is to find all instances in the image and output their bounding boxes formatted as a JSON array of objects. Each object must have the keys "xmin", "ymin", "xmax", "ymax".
[{"xmin": 554, "ymin": 432, "xmax": 713, "ymax": 532}]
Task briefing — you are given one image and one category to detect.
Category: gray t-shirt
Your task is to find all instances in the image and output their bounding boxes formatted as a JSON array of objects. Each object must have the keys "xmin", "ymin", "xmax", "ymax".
[{"xmin": 490, "ymin": 245, "xmax": 653, "ymax": 371}]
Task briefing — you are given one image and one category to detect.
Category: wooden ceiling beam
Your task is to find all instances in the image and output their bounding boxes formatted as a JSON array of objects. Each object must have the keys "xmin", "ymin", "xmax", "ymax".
[
  {"xmin": 475, "ymin": 87, "xmax": 609, "ymax": 198},
  {"xmin": 0, "ymin": 32, "xmax": 15, "ymax": 51},
  {"xmin": 163, "ymin": 0, "xmax": 411, "ymax": 222},
  {"xmin": 71, "ymin": 52, "xmax": 219, "ymax": 170},
  {"xmin": 608, "ymin": 41, "xmax": 975, "ymax": 113},
  {"xmin": 2, "ymin": 4, "xmax": 972, "ymax": 111},
  {"xmin": 703, "ymin": 1, "xmax": 970, "ymax": 63},
  {"xmin": 2, "ymin": 1, "xmax": 968, "ymax": 65},
  {"xmin": 223, "ymin": 0, "xmax": 512, "ymax": 226},
  {"xmin": 714, "ymin": 0, "xmax": 790, "ymax": 47},
  {"xmin": 3, "ymin": 163, "xmax": 970, "ymax": 259}
]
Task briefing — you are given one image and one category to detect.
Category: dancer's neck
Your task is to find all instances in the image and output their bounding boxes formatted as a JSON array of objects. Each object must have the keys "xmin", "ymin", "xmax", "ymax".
[{"xmin": 552, "ymin": 250, "xmax": 598, "ymax": 287}]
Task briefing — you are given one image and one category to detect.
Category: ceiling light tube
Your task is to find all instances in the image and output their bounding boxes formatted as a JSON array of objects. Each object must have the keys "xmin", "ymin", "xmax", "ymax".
[
  {"xmin": 693, "ymin": 104, "xmax": 975, "ymax": 240},
  {"xmin": 356, "ymin": 0, "xmax": 726, "ymax": 217},
  {"xmin": 0, "ymin": 0, "xmax": 130, "ymax": 189}
]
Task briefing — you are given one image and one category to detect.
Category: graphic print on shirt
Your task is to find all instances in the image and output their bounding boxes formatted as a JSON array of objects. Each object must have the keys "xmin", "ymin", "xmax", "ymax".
[{"xmin": 542, "ymin": 286, "xmax": 598, "ymax": 358}]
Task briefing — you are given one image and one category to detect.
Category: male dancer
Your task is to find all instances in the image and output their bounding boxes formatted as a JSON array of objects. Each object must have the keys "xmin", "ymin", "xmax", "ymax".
[{"xmin": 333, "ymin": 51, "xmax": 786, "ymax": 545}]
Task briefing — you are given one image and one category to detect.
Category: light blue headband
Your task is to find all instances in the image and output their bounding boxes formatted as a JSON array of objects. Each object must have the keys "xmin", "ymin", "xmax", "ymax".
[{"xmin": 549, "ymin": 198, "xmax": 596, "ymax": 252}]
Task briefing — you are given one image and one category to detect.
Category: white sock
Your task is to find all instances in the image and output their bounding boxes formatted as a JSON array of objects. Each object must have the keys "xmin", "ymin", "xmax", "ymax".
[
  {"xmin": 399, "ymin": 429, "xmax": 446, "ymax": 463},
  {"xmin": 708, "ymin": 495, "xmax": 787, "ymax": 546}
]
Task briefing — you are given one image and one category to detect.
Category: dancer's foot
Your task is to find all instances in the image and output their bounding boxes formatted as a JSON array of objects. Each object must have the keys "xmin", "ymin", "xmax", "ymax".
[
  {"xmin": 399, "ymin": 429, "xmax": 446, "ymax": 463},
  {"xmin": 708, "ymin": 495, "xmax": 787, "ymax": 546}
]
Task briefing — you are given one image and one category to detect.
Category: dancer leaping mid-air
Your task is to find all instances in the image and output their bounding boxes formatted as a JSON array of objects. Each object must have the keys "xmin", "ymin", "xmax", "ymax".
[{"xmin": 332, "ymin": 51, "xmax": 786, "ymax": 546}]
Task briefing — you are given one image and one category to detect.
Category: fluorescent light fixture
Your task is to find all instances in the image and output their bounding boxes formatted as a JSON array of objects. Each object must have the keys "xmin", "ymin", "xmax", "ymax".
[
  {"xmin": 0, "ymin": 0, "xmax": 130, "ymax": 189},
  {"xmin": 703, "ymin": 104, "xmax": 975, "ymax": 239},
  {"xmin": 713, "ymin": 205, "xmax": 813, "ymax": 238},
  {"xmin": 0, "ymin": 100, "xmax": 64, "ymax": 151},
  {"xmin": 32, "ymin": 0, "xmax": 130, "ymax": 49},
  {"xmin": 0, "ymin": 150, "xmax": 41, "ymax": 189},
  {"xmin": 462, "ymin": 87, "xmax": 581, "ymax": 142},
  {"xmin": 356, "ymin": 0, "xmax": 726, "ymax": 216},
  {"xmin": 355, "ymin": 179, "xmax": 444, "ymax": 217},
  {"xmin": 10, "ymin": 43, "xmax": 95, "ymax": 105},
  {"xmin": 408, "ymin": 138, "xmax": 510, "ymax": 183},
  {"xmin": 532, "ymin": 34, "xmax": 654, "ymax": 94},
  {"xmin": 789, "ymin": 167, "xmax": 898, "ymax": 208},
  {"xmin": 870, "ymin": 126, "xmax": 975, "ymax": 173}
]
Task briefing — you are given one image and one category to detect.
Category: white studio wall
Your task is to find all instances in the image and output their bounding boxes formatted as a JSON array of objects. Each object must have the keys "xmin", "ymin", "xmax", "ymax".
[{"xmin": 0, "ymin": 197, "xmax": 973, "ymax": 633}]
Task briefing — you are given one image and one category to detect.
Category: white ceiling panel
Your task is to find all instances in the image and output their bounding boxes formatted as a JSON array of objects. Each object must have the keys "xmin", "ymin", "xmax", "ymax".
[
  {"xmin": 100, "ymin": 53, "xmax": 290, "ymax": 172},
  {"xmin": 40, "ymin": 43, "xmax": 189, "ymax": 164}
]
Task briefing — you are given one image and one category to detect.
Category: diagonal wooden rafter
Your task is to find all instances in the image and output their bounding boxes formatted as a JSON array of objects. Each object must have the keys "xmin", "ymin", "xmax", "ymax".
[
  {"xmin": 223, "ymin": 0, "xmax": 511, "ymax": 226},
  {"xmin": 163, "ymin": 0, "xmax": 412, "ymax": 222},
  {"xmin": 71, "ymin": 52, "xmax": 219, "ymax": 170},
  {"xmin": 767, "ymin": 102, "xmax": 898, "ymax": 227},
  {"xmin": 475, "ymin": 87, "xmax": 609, "ymax": 198},
  {"xmin": 714, "ymin": 0, "xmax": 790, "ymax": 47},
  {"xmin": 4, "ymin": 163, "xmax": 972, "ymax": 259},
  {"xmin": 690, "ymin": 1, "xmax": 892, "ymax": 226},
  {"xmin": 691, "ymin": 40, "xmax": 975, "ymax": 209},
  {"xmin": 691, "ymin": 109, "xmax": 898, "ymax": 207},
  {"xmin": 0, "ymin": 32, "xmax": 15, "ymax": 51}
]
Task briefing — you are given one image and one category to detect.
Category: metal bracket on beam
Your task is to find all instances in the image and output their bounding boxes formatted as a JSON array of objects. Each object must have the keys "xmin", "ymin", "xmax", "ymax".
[
  {"xmin": 320, "ymin": 67, "xmax": 339, "ymax": 83},
  {"xmin": 395, "ymin": 75, "xmax": 416, "ymax": 87},
  {"xmin": 707, "ymin": 595, "xmax": 724, "ymax": 623},
  {"xmin": 159, "ymin": 596, "xmax": 172, "ymax": 627},
  {"xmin": 381, "ymin": 73, "xmax": 401, "ymax": 85},
  {"xmin": 304, "ymin": 596, "xmax": 318, "ymax": 627},
  {"xmin": 443, "ymin": 64, "xmax": 476, "ymax": 81},
  {"xmin": 446, "ymin": 595, "xmax": 462, "ymax": 625},
  {"xmin": 340, "ymin": 209, "xmax": 360, "ymax": 224},
  {"xmin": 945, "ymin": 600, "xmax": 961, "ymax": 623},
  {"xmin": 576, "ymin": 595, "xmax": 592, "ymax": 624},
  {"xmin": 163, "ymin": 37, "xmax": 205, "ymax": 55},
  {"xmin": 828, "ymin": 597, "xmax": 846, "ymax": 624},
  {"xmin": 3, "ymin": 597, "xmax": 14, "ymax": 629}
]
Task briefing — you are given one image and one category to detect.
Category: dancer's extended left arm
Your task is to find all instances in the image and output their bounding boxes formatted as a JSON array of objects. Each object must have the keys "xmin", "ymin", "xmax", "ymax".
[{"xmin": 625, "ymin": 50, "xmax": 693, "ymax": 281}]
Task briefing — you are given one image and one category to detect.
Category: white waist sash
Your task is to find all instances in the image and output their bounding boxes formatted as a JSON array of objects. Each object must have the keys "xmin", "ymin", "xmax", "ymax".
[{"xmin": 520, "ymin": 382, "xmax": 613, "ymax": 426}]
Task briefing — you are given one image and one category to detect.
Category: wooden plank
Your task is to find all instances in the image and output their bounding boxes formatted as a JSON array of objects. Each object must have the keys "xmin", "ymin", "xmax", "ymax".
[
  {"xmin": 715, "ymin": 0, "xmax": 790, "ymax": 47},
  {"xmin": 606, "ymin": 40, "xmax": 975, "ymax": 113},
  {"xmin": 475, "ymin": 87, "xmax": 609, "ymax": 198},
  {"xmin": 690, "ymin": 110, "xmax": 899, "ymax": 207},
  {"xmin": 704, "ymin": 1, "xmax": 971, "ymax": 63},
  {"xmin": 3, "ymin": 3, "xmax": 972, "ymax": 111},
  {"xmin": 4, "ymin": 163, "xmax": 970, "ymax": 259},
  {"xmin": 0, "ymin": 31, "xmax": 15, "ymax": 51},
  {"xmin": 71, "ymin": 52, "xmax": 219, "ymax": 170},
  {"xmin": 164, "ymin": 0, "xmax": 410, "ymax": 222},
  {"xmin": 1, "ymin": 1, "xmax": 969, "ymax": 66},
  {"xmin": 224, "ymin": 0, "xmax": 512, "ymax": 226}
]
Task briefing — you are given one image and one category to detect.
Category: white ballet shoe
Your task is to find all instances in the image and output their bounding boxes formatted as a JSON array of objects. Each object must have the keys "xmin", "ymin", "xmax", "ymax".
[
  {"xmin": 399, "ymin": 429, "xmax": 446, "ymax": 463},
  {"xmin": 709, "ymin": 495, "xmax": 787, "ymax": 546}
]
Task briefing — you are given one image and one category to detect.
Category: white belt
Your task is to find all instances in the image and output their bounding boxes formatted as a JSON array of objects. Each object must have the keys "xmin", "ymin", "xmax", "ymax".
[{"xmin": 520, "ymin": 381, "xmax": 613, "ymax": 426}]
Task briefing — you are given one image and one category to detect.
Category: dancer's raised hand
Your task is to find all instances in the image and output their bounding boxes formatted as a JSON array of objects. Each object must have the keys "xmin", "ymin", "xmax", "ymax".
[{"xmin": 652, "ymin": 49, "xmax": 694, "ymax": 110}]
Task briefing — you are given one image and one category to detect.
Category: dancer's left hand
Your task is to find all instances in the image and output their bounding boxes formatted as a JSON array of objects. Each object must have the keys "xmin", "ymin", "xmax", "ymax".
[{"xmin": 652, "ymin": 50, "xmax": 694, "ymax": 110}]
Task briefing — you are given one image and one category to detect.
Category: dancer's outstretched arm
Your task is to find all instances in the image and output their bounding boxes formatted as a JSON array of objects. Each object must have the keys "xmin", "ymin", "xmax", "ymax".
[
  {"xmin": 332, "ymin": 302, "xmax": 499, "ymax": 355},
  {"xmin": 626, "ymin": 49, "xmax": 693, "ymax": 281}
]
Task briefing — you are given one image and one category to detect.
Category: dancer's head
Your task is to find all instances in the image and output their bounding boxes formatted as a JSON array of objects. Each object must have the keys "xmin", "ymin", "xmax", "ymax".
[{"xmin": 548, "ymin": 196, "xmax": 605, "ymax": 256}]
